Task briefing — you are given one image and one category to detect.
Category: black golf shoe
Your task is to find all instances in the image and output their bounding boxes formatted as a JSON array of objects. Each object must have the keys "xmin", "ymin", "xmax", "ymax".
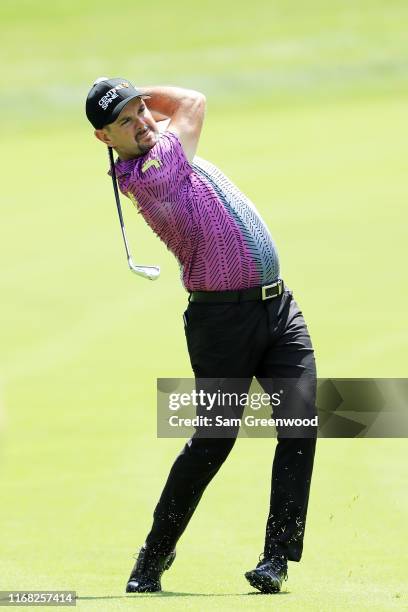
[
  {"xmin": 245, "ymin": 554, "xmax": 288, "ymax": 594},
  {"xmin": 126, "ymin": 545, "xmax": 176, "ymax": 593}
]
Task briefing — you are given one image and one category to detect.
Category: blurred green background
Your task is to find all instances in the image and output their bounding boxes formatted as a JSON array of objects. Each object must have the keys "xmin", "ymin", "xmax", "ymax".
[{"xmin": 1, "ymin": 0, "xmax": 407, "ymax": 610}]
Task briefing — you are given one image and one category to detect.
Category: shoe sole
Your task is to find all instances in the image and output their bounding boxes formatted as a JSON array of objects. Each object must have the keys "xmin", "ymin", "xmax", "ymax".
[
  {"xmin": 126, "ymin": 581, "xmax": 160, "ymax": 593},
  {"xmin": 245, "ymin": 569, "xmax": 281, "ymax": 594}
]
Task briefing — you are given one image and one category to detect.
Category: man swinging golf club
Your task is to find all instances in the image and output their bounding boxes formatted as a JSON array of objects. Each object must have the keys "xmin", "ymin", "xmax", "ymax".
[{"xmin": 86, "ymin": 77, "xmax": 317, "ymax": 595}]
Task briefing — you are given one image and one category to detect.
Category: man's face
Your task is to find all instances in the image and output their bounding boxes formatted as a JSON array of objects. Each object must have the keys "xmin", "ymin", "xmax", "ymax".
[{"xmin": 95, "ymin": 97, "xmax": 159, "ymax": 159}]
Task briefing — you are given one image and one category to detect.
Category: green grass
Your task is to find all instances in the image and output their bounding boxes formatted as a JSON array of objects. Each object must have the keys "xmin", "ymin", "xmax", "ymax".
[{"xmin": 1, "ymin": 0, "xmax": 407, "ymax": 610}]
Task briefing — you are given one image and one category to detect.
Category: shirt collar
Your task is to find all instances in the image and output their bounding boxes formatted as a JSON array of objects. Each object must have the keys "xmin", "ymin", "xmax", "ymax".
[{"xmin": 108, "ymin": 156, "xmax": 138, "ymax": 178}]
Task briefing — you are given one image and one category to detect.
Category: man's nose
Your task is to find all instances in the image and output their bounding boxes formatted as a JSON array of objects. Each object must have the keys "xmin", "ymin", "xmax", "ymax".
[{"xmin": 134, "ymin": 115, "xmax": 145, "ymax": 127}]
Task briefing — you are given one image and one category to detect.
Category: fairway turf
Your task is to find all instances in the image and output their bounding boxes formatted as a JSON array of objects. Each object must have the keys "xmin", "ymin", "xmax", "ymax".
[{"xmin": 1, "ymin": 1, "xmax": 407, "ymax": 610}]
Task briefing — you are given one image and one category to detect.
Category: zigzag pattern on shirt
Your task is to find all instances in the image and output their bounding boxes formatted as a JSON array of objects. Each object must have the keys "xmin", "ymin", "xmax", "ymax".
[
  {"xmin": 118, "ymin": 134, "xmax": 195, "ymax": 272},
  {"xmin": 188, "ymin": 174, "xmax": 258, "ymax": 289},
  {"xmin": 115, "ymin": 131, "xmax": 279, "ymax": 291},
  {"xmin": 192, "ymin": 158, "xmax": 279, "ymax": 285}
]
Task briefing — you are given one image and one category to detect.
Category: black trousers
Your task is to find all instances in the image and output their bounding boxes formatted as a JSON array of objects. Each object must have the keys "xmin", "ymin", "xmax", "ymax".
[{"xmin": 145, "ymin": 288, "xmax": 317, "ymax": 562}]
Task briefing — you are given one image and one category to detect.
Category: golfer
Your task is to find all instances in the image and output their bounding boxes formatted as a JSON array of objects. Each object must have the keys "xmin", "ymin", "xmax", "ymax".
[{"xmin": 86, "ymin": 78, "xmax": 317, "ymax": 594}]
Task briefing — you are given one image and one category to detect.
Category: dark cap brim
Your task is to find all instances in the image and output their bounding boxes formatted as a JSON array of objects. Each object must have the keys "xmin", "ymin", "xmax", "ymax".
[{"xmin": 103, "ymin": 92, "xmax": 149, "ymax": 127}]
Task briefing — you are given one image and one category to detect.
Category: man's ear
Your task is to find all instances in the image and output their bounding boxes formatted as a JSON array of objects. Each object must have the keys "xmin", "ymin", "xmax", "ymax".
[{"xmin": 94, "ymin": 128, "xmax": 113, "ymax": 146}]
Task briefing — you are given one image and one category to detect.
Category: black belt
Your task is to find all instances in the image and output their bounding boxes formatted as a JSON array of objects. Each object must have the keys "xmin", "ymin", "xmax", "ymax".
[{"xmin": 189, "ymin": 279, "xmax": 284, "ymax": 303}]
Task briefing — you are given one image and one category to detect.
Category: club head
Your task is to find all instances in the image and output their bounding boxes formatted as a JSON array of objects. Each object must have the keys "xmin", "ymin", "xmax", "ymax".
[{"xmin": 128, "ymin": 258, "xmax": 160, "ymax": 280}]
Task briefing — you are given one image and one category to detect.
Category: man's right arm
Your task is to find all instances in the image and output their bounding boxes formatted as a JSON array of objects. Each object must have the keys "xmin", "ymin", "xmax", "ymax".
[{"xmin": 139, "ymin": 86, "xmax": 206, "ymax": 162}]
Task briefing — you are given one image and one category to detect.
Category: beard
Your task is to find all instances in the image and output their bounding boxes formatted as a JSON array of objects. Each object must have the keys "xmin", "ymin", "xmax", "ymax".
[
  {"xmin": 115, "ymin": 128, "xmax": 159, "ymax": 160},
  {"xmin": 135, "ymin": 129, "xmax": 158, "ymax": 155},
  {"xmin": 137, "ymin": 141, "xmax": 155, "ymax": 154}
]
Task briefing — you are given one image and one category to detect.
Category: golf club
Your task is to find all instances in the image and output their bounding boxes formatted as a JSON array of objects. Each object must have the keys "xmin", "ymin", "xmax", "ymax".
[{"xmin": 108, "ymin": 146, "xmax": 160, "ymax": 281}]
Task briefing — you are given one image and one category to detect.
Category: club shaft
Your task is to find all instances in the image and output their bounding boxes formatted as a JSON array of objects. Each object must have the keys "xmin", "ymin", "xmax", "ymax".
[{"xmin": 108, "ymin": 146, "xmax": 132, "ymax": 261}]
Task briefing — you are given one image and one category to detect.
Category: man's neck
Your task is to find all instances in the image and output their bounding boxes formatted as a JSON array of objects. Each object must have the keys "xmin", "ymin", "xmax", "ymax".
[{"xmin": 116, "ymin": 148, "xmax": 142, "ymax": 162}]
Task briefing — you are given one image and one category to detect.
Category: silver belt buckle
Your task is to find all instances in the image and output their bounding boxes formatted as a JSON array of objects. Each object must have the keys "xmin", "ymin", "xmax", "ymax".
[{"xmin": 261, "ymin": 280, "xmax": 282, "ymax": 300}]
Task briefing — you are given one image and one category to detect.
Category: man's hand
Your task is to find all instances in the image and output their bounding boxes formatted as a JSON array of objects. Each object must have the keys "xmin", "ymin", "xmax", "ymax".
[{"xmin": 140, "ymin": 86, "xmax": 206, "ymax": 162}]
